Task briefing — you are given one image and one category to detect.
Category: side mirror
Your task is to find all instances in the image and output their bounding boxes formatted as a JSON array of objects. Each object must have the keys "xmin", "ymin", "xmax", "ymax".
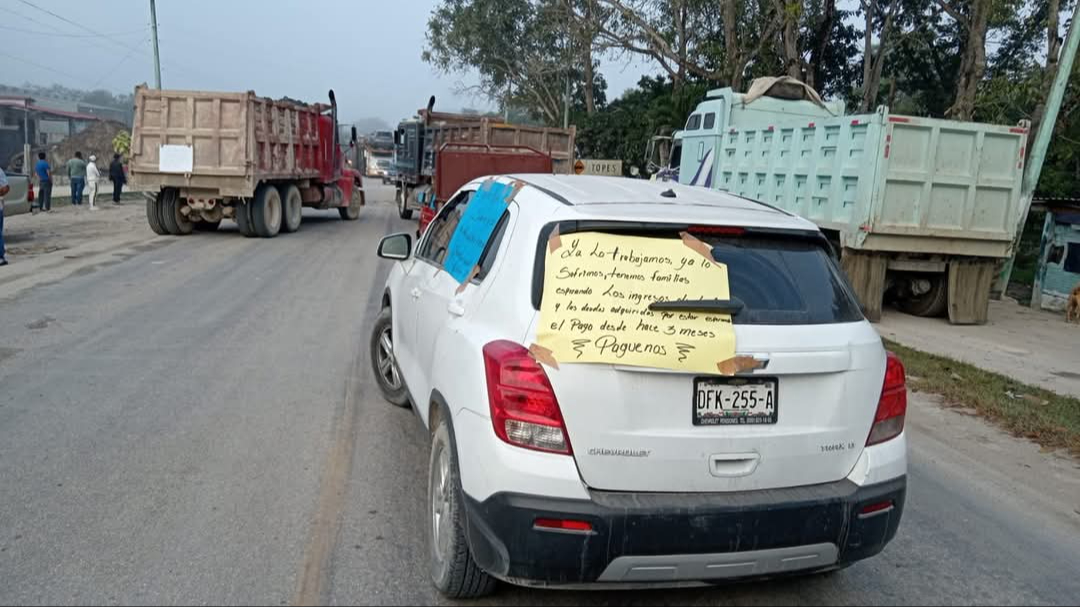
[
  {"xmin": 377, "ymin": 233, "xmax": 412, "ymax": 260},
  {"xmin": 351, "ymin": 126, "xmax": 358, "ymax": 144},
  {"xmin": 394, "ymin": 130, "xmax": 401, "ymax": 145}
]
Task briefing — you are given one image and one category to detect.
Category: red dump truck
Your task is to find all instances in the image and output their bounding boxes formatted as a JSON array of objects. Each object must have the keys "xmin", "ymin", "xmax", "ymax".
[{"xmin": 130, "ymin": 86, "xmax": 363, "ymax": 237}]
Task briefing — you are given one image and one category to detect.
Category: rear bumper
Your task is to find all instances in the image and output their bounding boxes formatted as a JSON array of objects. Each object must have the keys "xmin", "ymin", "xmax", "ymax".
[{"xmin": 463, "ymin": 476, "xmax": 905, "ymax": 586}]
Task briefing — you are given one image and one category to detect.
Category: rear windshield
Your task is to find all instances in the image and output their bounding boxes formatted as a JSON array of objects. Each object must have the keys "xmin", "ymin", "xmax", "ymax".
[{"xmin": 532, "ymin": 224, "xmax": 863, "ymax": 325}]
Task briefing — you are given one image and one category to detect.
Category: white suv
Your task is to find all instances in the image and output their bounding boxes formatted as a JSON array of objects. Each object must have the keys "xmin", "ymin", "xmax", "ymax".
[{"xmin": 372, "ymin": 175, "xmax": 907, "ymax": 598}]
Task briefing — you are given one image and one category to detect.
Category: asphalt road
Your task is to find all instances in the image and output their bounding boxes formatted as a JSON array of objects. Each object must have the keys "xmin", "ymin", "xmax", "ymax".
[{"xmin": 0, "ymin": 183, "xmax": 1078, "ymax": 606}]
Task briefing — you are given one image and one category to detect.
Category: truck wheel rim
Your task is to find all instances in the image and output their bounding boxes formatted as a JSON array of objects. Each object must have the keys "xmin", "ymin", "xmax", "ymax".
[
  {"xmin": 270, "ymin": 197, "xmax": 282, "ymax": 230},
  {"xmin": 376, "ymin": 326, "xmax": 401, "ymax": 390},
  {"xmin": 431, "ymin": 442, "xmax": 452, "ymax": 561}
]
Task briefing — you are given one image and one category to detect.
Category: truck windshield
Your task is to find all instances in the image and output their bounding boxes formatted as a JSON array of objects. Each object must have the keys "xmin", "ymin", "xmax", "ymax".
[{"xmin": 532, "ymin": 224, "xmax": 863, "ymax": 325}]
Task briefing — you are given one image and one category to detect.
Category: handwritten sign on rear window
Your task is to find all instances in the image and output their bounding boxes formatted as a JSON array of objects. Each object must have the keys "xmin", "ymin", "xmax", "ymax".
[
  {"xmin": 535, "ymin": 232, "xmax": 735, "ymax": 373},
  {"xmin": 444, "ymin": 180, "xmax": 513, "ymax": 284}
]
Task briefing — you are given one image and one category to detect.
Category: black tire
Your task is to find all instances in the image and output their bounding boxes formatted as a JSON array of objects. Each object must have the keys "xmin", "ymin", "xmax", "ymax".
[
  {"xmin": 193, "ymin": 220, "xmax": 221, "ymax": 232},
  {"xmin": 235, "ymin": 201, "xmax": 255, "ymax": 237},
  {"xmin": 252, "ymin": 184, "xmax": 283, "ymax": 238},
  {"xmin": 146, "ymin": 191, "xmax": 168, "ymax": 235},
  {"xmin": 370, "ymin": 308, "xmax": 409, "ymax": 407},
  {"xmin": 897, "ymin": 274, "xmax": 948, "ymax": 318},
  {"xmin": 338, "ymin": 201, "xmax": 361, "ymax": 221},
  {"xmin": 159, "ymin": 188, "xmax": 193, "ymax": 236},
  {"xmin": 397, "ymin": 188, "xmax": 413, "ymax": 220},
  {"xmin": 429, "ymin": 418, "xmax": 496, "ymax": 599},
  {"xmin": 280, "ymin": 184, "xmax": 303, "ymax": 233}
]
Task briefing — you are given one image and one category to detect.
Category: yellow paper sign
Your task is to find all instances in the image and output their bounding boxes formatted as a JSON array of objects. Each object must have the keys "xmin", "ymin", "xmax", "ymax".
[{"xmin": 536, "ymin": 231, "xmax": 736, "ymax": 373}]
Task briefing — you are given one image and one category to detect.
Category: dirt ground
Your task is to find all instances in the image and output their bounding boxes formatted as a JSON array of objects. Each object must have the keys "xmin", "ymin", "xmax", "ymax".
[
  {"xmin": 878, "ymin": 301, "xmax": 1080, "ymax": 399},
  {"xmin": 0, "ymin": 200, "xmax": 161, "ymax": 302}
]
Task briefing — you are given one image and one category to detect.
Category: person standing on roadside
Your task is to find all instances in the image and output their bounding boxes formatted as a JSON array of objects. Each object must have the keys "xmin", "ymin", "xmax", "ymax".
[
  {"xmin": 67, "ymin": 151, "xmax": 87, "ymax": 206},
  {"xmin": 109, "ymin": 153, "xmax": 125, "ymax": 204},
  {"xmin": 86, "ymin": 154, "xmax": 101, "ymax": 210},
  {"xmin": 0, "ymin": 167, "xmax": 10, "ymax": 266},
  {"xmin": 34, "ymin": 151, "xmax": 52, "ymax": 213}
]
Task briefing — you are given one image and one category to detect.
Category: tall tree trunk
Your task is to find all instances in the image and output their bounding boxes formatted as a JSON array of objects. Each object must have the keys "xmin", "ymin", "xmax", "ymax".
[
  {"xmin": 948, "ymin": 0, "xmax": 991, "ymax": 120},
  {"xmin": 1029, "ymin": 0, "xmax": 1062, "ymax": 152},
  {"xmin": 778, "ymin": 0, "xmax": 803, "ymax": 79},
  {"xmin": 722, "ymin": 0, "xmax": 742, "ymax": 89},
  {"xmin": 807, "ymin": 0, "xmax": 837, "ymax": 90},
  {"xmin": 859, "ymin": 0, "xmax": 899, "ymax": 112},
  {"xmin": 860, "ymin": 0, "xmax": 875, "ymax": 110},
  {"xmin": 674, "ymin": 0, "xmax": 688, "ymax": 90},
  {"xmin": 582, "ymin": 0, "xmax": 597, "ymax": 114}
]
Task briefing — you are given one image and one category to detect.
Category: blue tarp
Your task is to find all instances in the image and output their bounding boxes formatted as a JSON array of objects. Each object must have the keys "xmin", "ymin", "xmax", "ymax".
[{"xmin": 444, "ymin": 180, "xmax": 513, "ymax": 284}]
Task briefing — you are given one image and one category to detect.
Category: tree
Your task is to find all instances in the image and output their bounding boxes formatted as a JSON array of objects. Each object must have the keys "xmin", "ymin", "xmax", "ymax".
[
  {"xmin": 425, "ymin": 0, "xmax": 572, "ymax": 124},
  {"xmin": 858, "ymin": 0, "xmax": 901, "ymax": 111}
]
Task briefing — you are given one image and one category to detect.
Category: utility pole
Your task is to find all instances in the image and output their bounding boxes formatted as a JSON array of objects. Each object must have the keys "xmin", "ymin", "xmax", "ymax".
[
  {"xmin": 995, "ymin": 6, "xmax": 1080, "ymax": 295},
  {"xmin": 563, "ymin": 8, "xmax": 571, "ymax": 130},
  {"xmin": 150, "ymin": 0, "xmax": 162, "ymax": 89}
]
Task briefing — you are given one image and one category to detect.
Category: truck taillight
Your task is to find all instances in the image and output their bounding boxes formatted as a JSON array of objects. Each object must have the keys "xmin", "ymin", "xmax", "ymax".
[
  {"xmin": 483, "ymin": 340, "xmax": 571, "ymax": 455},
  {"xmin": 867, "ymin": 351, "xmax": 907, "ymax": 446}
]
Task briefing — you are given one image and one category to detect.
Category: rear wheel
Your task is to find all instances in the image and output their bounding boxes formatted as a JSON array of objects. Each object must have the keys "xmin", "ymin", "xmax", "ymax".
[
  {"xmin": 339, "ymin": 200, "xmax": 361, "ymax": 221},
  {"xmin": 397, "ymin": 188, "xmax": 413, "ymax": 220},
  {"xmin": 252, "ymin": 184, "xmax": 282, "ymax": 238},
  {"xmin": 146, "ymin": 191, "xmax": 167, "ymax": 235},
  {"xmin": 235, "ymin": 201, "xmax": 255, "ymax": 237},
  {"xmin": 896, "ymin": 274, "xmax": 948, "ymax": 318},
  {"xmin": 280, "ymin": 184, "xmax": 303, "ymax": 233},
  {"xmin": 429, "ymin": 419, "xmax": 496, "ymax": 599},
  {"xmin": 159, "ymin": 188, "xmax": 192, "ymax": 235},
  {"xmin": 370, "ymin": 308, "xmax": 409, "ymax": 407}
]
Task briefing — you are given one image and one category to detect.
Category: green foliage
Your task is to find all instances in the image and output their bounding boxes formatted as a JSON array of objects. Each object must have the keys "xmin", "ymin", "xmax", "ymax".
[
  {"xmin": 112, "ymin": 130, "xmax": 131, "ymax": 161},
  {"xmin": 575, "ymin": 76, "xmax": 708, "ymax": 175}
]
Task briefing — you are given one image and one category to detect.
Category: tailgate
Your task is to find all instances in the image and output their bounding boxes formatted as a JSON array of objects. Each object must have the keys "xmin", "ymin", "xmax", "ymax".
[{"xmin": 528, "ymin": 224, "xmax": 886, "ymax": 493}]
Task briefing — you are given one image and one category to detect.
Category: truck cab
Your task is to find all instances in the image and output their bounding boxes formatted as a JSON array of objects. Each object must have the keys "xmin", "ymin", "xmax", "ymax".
[{"xmin": 676, "ymin": 87, "xmax": 844, "ymax": 188}]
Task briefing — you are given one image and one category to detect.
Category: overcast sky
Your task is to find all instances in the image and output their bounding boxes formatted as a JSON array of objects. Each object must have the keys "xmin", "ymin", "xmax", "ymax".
[{"xmin": 1, "ymin": 0, "xmax": 653, "ymax": 126}]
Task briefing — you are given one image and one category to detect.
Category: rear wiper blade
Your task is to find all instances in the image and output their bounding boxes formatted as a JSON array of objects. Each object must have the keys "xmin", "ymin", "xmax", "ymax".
[{"xmin": 648, "ymin": 297, "xmax": 744, "ymax": 315}]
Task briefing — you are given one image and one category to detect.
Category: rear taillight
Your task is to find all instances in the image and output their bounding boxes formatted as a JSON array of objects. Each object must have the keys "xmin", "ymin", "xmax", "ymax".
[
  {"xmin": 483, "ymin": 340, "xmax": 572, "ymax": 455},
  {"xmin": 867, "ymin": 351, "xmax": 907, "ymax": 446},
  {"xmin": 27, "ymin": 187, "xmax": 34, "ymax": 202}
]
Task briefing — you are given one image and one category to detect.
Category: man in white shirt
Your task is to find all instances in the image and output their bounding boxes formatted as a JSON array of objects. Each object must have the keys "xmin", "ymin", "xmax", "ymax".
[
  {"xmin": 0, "ymin": 167, "xmax": 9, "ymax": 265},
  {"xmin": 86, "ymin": 155, "xmax": 101, "ymax": 210}
]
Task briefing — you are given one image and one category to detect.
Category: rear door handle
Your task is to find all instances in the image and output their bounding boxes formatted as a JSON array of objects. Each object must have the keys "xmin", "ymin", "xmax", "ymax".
[
  {"xmin": 410, "ymin": 288, "xmax": 421, "ymax": 299},
  {"xmin": 448, "ymin": 300, "xmax": 465, "ymax": 317},
  {"xmin": 709, "ymin": 453, "xmax": 760, "ymax": 478}
]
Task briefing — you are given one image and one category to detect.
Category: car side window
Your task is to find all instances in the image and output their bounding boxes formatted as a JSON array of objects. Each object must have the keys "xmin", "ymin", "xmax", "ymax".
[
  {"xmin": 475, "ymin": 211, "xmax": 511, "ymax": 281},
  {"xmin": 416, "ymin": 190, "xmax": 473, "ymax": 264}
]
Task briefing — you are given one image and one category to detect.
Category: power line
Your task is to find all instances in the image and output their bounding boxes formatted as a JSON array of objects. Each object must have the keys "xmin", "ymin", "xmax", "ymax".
[
  {"xmin": 14, "ymin": 0, "xmax": 144, "ymax": 53},
  {"xmin": 0, "ymin": 49, "xmax": 94, "ymax": 86},
  {"xmin": 0, "ymin": 24, "xmax": 148, "ymax": 38}
]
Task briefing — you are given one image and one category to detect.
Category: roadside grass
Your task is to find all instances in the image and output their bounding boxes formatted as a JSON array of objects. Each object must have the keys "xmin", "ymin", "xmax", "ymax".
[{"xmin": 883, "ymin": 339, "xmax": 1080, "ymax": 457}]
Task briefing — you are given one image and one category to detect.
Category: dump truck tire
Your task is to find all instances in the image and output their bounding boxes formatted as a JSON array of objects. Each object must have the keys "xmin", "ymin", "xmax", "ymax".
[
  {"xmin": 397, "ymin": 188, "xmax": 413, "ymax": 220},
  {"xmin": 897, "ymin": 274, "xmax": 948, "ymax": 318},
  {"xmin": 159, "ymin": 188, "xmax": 192, "ymax": 235},
  {"xmin": 252, "ymin": 184, "xmax": 282, "ymax": 238},
  {"xmin": 236, "ymin": 201, "xmax": 255, "ymax": 237},
  {"xmin": 146, "ymin": 191, "xmax": 168, "ymax": 235},
  {"xmin": 280, "ymin": 184, "xmax": 303, "ymax": 233}
]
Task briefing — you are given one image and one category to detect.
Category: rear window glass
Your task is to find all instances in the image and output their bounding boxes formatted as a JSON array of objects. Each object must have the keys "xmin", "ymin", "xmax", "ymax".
[
  {"xmin": 703, "ymin": 113, "xmax": 716, "ymax": 129},
  {"xmin": 533, "ymin": 225, "xmax": 863, "ymax": 325}
]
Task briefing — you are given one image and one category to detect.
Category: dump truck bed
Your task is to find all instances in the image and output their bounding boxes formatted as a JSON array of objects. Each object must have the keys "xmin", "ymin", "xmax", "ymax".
[
  {"xmin": 711, "ymin": 109, "xmax": 1028, "ymax": 258},
  {"xmin": 130, "ymin": 87, "xmax": 327, "ymax": 198}
]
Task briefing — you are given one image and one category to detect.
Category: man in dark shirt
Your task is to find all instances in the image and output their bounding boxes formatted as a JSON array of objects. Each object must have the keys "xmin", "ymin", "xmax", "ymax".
[
  {"xmin": 34, "ymin": 152, "xmax": 52, "ymax": 212},
  {"xmin": 109, "ymin": 154, "xmax": 126, "ymax": 204}
]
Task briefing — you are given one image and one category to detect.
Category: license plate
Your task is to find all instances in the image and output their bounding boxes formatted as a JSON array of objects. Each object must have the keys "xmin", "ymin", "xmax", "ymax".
[{"xmin": 693, "ymin": 377, "xmax": 778, "ymax": 425}]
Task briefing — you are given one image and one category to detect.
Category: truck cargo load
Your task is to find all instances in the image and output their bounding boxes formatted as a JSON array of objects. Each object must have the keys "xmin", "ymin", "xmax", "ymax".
[
  {"xmin": 391, "ymin": 98, "xmax": 574, "ymax": 220},
  {"xmin": 674, "ymin": 81, "xmax": 1029, "ymax": 324},
  {"xmin": 130, "ymin": 86, "xmax": 364, "ymax": 238}
]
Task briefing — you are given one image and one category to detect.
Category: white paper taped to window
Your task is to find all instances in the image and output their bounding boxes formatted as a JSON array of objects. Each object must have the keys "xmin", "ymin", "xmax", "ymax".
[{"xmin": 159, "ymin": 144, "xmax": 194, "ymax": 173}]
